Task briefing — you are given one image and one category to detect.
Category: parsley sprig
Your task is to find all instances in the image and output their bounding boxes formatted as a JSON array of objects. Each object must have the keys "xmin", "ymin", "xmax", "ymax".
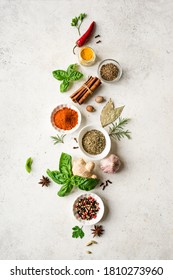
[
  {"xmin": 72, "ymin": 226, "xmax": 85, "ymax": 239},
  {"xmin": 109, "ymin": 118, "xmax": 131, "ymax": 141},
  {"xmin": 71, "ymin": 13, "xmax": 87, "ymax": 35}
]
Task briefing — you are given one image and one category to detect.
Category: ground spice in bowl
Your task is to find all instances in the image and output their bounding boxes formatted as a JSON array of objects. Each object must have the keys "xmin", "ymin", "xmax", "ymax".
[
  {"xmin": 79, "ymin": 46, "xmax": 96, "ymax": 66},
  {"xmin": 53, "ymin": 107, "xmax": 78, "ymax": 130},
  {"xmin": 82, "ymin": 129, "xmax": 106, "ymax": 155}
]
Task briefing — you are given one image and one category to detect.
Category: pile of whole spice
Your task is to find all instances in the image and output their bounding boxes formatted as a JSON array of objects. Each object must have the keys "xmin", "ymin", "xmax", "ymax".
[
  {"xmin": 53, "ymin": 107, "xmax": 78, "ymax": 130},
  {"xmin": 100, "ymin": 63, "xmax": 119, "ymax": 81},
  {"xmin": 74, "ymin": 196, "xmax": 100, "ymax": 220},
  {"xmin": 82, "ymin": 129, "xmax": 106, "ymax": 155}
]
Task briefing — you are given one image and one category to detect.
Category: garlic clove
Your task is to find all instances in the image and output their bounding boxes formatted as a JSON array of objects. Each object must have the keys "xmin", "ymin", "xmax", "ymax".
[{"xmin": 100, "ymin": 154, "xmax": 121, "ymax": 173}]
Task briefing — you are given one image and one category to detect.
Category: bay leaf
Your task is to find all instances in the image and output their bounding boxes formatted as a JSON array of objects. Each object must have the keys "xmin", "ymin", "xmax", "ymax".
[{"xmin": 100, "ymin": 99, "xmax": 125, "ymax": 127}]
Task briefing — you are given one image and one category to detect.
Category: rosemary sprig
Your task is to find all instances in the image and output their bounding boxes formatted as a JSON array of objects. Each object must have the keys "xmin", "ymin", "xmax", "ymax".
[
  {"xmin": 51, "ymin": 134, "xmax": 66, "ymax": 144},
  {"xmin": 109, "ymin": 118, "xmax": 131, "ymax": 141}
]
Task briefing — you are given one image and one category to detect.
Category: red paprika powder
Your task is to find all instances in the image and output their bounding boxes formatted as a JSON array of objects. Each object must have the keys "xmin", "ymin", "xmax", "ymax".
[{"xmin": 53, "ymin": 107, "xmax": 78, "ymax": 130}]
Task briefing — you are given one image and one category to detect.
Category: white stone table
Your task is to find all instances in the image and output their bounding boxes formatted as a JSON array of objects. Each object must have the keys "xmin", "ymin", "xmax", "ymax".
[{"xmin": 0, "ymin": 0, "xmax": 173, "ymax": 259}]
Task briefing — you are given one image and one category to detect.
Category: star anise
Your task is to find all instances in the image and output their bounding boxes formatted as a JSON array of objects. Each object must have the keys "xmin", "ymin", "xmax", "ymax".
[
  {"xmin": 91, "ymin": 225, "xmax": 104, "ymax": 237},
  {"xmin": 38, "ymin": 176, "xmax": 51, "ymax": 187}
]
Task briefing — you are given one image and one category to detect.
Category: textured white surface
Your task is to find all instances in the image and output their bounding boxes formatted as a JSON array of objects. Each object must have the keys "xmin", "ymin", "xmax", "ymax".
[{"xmin": 0, "ymin": 0, "xmax": 173, "ymax": 260}]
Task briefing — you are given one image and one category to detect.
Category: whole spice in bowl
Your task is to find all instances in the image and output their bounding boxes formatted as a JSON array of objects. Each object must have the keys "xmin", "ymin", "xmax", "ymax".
[
  {"xmin": 73, "ymin": 193, "xmax": 104, "ymax": 225},
  {"xmin": 51, "ymin": 104, "xmax": 81, "ymax": 133},
  {"xmin": 74, "ymin": 196, "xmax": 100, "ymax": 220},
  {"xmin": 98, "ymin": 59, "xmax": 122, "ymax": 82}
]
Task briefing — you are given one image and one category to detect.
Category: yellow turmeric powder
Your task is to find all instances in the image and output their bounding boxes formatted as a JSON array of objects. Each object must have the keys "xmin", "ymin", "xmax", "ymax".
[{"xmin": 80, "ymin": 47, "xmax": 94, "ymax": 60}]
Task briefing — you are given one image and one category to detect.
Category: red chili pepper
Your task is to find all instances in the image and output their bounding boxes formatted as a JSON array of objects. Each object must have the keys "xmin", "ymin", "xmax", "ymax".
[{"xmin": 73, "ymin": 21, "xmax": 95, "ymax": 54}]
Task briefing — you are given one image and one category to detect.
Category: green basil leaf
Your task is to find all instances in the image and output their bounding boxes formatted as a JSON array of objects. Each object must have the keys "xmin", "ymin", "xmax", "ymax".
[
  {"xmin": 71, "ymin": 175, "xmax": 99, "ymax": 191},
  {"xmin": 69, "ymin": 71, "xmax": 83, "ymax": 81},
  {"xmin": 67, "ymin": 64, "xmax": 77, "ymax": 75},
  {"xmin": 52, "ymin": 70, "xmax": 68, "ymax": 81},
  {"xmin": 59, "ymin": 153, "xmax": 73, "ymax": 177},
  {"xmin": 60, "ymin": 79, "xmax": 70, "ymax": 92},
  {"xmin": 46, "ymin": 169, "xmax": 68, "ymax": 185},
  {"xmin": 58, "ymin": 182, "xmax": 73, "ymax": 197},
  {"xmin": 25, "ymin": 157, "xmax": 33, "ymax": 173}
]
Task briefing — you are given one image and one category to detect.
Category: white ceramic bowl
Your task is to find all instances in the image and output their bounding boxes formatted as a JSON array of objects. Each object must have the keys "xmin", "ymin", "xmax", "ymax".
[
  {"xmin": 73, "ymin": 193, "xmax": 104, "ymax": 226},
  {"xmin": 50, "ymin": 104, "xmax": 81, "ymax": 134},
  {"xmin": 78, "ymin": 125, "xmax": 111, "ymax": 160}
]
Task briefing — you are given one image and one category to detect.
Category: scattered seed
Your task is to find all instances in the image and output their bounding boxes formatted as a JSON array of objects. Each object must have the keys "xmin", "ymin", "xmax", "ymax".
[
  {"xmin": 96, "ymin": 40, "xmax": 101, "ymax": 44},
  {"xmin": 86, "ymin": 240, "xmax": 98, "ymax": 246},
  {"xmin": 95, "ymin": 96, "xmax": 104, "ymax": 103},
  {"xmin": 101, "ymin": 180, "xmax": 113, "ymax": 190},
  {"xmin": 86, "ymin": 251, "xmax": 92, "ymax": 254},
  {"xmin": 107, "ymin": 180, "xmax": 112, "ymax": 184},
  {"xmin": 86, "ymin": 241, "xmax": 93, "ymax": 246},
  {"xmin": 95, "ymin": 35, "xmax": 100, "ymax": 38},
  {"xmin": 74, "ymin": 137, "xmax": 78, "ymax": 143},
  {"xmin": 86, "ymin": 105, "xmax": 95, "ymax": 112},
  {"xmin": 73, "ymin": 147, "xmax": 79, "ymax": 149},
  {"xmin": 91, "ymin": 240, "xmax": 97, "ymax": 244}
]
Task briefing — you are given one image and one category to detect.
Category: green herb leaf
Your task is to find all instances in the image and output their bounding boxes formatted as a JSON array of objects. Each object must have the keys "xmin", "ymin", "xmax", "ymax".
[
  {"xmin": 101, "ymin": 99, "xmax": 125, "ymax": 127},
  {"xmin": 47, "ymin": 153, "xmax": 99, "ymax": 197},
  {"xmin": 51, "ymin": 134, "xmax": 66, "ymax": 144},
  {"xmin": 58, "ymin": 182, "xmax": 73, "ymax": 197},
  {"xmin": 60, "ymin": 79, "xmax": 70, "ymax": 92},
  {"xmin": 71, "ymin": 17, "xmax": 78, "ymax": 27},
  {"xmin": 71, "ymin": 175, "xmax": 99, "ymax": 191},
  {"xmin": 52, "ymin": 64, "xmax": 83, "ymax": 93},
  {"xmin": 79, "ymin": 13, "xmax": 87, "ymax": 21},
  {"xmin": 69, "ymin": 71, "xmax": 83, "ymax": 81},
  {"xmin": 109, "ymin": 117, "xmax": 131, "ymax": 141},
  {"xmin": 59, "ymin": 153, "xmax": 73, "ymax": 177},
  {"xmin": 71, "ymin": 13, "xmax": 87, "ymax": 35},
  {"xmin": 46, "ymin": 169, "xmax": 68, "ymax": 184},
  {"xmin": 72, "ymin": 226, "xmax": 85, "ymax": 239},
  {"xmin": 52, "ymin": 70, "xmax": 68, "ymax": 81},
  {"xmin": 25, "ymin": 157, "xmax": 33, "ymax": 173},
  {"xmin": 67, "ymin": 64, "xmax": 77, "ymax": 75}
]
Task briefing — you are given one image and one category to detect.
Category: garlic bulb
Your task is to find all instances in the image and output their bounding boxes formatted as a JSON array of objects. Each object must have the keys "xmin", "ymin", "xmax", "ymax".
[{"xmin": 100, "ymin": 154, "xmax": 121, "ymax": 173}]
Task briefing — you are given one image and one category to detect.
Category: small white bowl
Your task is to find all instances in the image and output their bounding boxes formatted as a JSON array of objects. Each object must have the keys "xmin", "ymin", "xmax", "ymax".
[
  {"xmin": 51, "ymin": 104, "xmax": 81, "ymax": 134},
  {"xmin": 78, "ymin": 125, "xmax": 111, "ymax": 160},
  {"xmin": 73, "ymin": 193, "xmax": 104, "ymax": 226}
]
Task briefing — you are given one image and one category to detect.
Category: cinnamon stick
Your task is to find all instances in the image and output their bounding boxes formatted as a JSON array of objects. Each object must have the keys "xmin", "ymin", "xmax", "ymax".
[
  {"xmin": 78, "ymin": 78, "xmax": 101, "ymax": 104},
  {"xmin": 70, "ymin": 77, "xmax": 92, "ymax": 99},
  {"xmin": 71, "ymin": 77, "xmax": 96, "ymax": 102},
  {"xmin": 70, "ymin": 76, "xmax": 102, "ymax": 104}
]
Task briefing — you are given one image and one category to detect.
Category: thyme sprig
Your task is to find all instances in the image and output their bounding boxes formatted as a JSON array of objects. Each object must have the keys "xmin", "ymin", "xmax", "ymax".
[
  {"xmin": 109, "ymin": 118, "xmax": 131, "ymax": 141},
  {"xmin": 51, "ymin": 134, "xmax": 66, "ymax": 144}
]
